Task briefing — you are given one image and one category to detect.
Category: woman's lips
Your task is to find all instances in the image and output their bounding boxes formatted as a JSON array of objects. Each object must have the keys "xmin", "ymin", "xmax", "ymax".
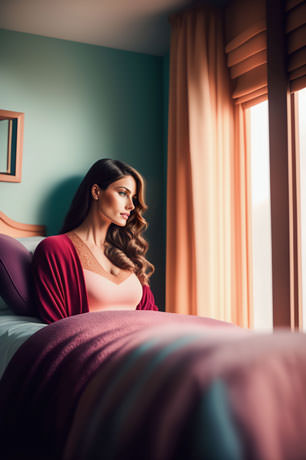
[{"xmin": 120, "ymin": 213, "xmax": 129, "ymax": 220}]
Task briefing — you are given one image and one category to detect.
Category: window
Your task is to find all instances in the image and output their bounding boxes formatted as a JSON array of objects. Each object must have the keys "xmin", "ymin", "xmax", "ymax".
[
  {"xmin": 247, "ymin": 100, "xmax": 273, "ymax": 330},
  {"xmin": 296, "ymin": 88, "xmax": 306, "ymax": 331}
]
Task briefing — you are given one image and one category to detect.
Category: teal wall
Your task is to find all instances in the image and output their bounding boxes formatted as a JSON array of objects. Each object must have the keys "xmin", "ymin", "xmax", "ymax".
[{"xmin": 0, "ymin": 29, "xmax": 166, "ymax": 308}]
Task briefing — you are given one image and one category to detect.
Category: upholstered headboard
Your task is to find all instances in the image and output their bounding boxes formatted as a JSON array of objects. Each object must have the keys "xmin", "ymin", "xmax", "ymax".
[{"xmin": 0, "ymin": 211, "xmax": 46, "ymax": 238}]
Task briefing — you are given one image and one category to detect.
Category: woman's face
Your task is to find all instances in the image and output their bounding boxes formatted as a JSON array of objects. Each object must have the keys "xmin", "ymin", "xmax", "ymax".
[{"xmin": 93, "ymin": 175, "xmax": 137, "ymax": 227}]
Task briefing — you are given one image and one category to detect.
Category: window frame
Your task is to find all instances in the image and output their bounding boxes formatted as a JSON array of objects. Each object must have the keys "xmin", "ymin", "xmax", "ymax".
[{"xmin": 266, "ymin": 0, "xmax": 296, "ymax": 329}]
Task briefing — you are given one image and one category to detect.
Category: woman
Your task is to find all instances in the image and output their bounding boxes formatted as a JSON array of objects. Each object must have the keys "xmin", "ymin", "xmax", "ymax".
[{"xmin": 32, "ymin": 158, "xmax": 158, "ymax": 323}]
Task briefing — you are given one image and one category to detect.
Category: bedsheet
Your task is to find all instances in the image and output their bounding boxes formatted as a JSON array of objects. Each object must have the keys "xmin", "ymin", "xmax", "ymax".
[
  {"xmin": 0, "ymin": 309, "xmax": 45, "ymax": 379},
  {"xmin": 0, "ymin": 310, "xmax": 306, "ymax": 460}
]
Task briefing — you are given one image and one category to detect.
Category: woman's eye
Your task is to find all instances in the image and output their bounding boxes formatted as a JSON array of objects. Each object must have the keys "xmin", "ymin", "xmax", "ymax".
[{"xmin": 119, "ymin": 191, "xmax": 127, "ymax": 197}]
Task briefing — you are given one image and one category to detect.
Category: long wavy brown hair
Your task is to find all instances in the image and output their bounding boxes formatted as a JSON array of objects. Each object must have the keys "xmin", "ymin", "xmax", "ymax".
[{"xmin": 60, "ymin": 158, "xmax": 154, "ymax": 285}]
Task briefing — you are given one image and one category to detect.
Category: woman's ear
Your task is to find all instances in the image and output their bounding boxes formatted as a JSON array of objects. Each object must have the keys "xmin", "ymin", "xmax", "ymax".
[{"xmin": 91, "ymin": 184, "xmax": 100, "ymax": 201}]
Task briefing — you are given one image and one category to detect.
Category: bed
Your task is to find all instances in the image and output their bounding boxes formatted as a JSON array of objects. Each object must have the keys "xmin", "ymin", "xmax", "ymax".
[{"xmin": 0, "ymin": 212, "xmax": 306, "ymax": 460}]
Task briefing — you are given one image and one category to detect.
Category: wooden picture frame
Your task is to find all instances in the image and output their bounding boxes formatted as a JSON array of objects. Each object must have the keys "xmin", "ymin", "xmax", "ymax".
[{"xmin": 0, "ymin": 109, "xmax": 24, "ymax": 183}]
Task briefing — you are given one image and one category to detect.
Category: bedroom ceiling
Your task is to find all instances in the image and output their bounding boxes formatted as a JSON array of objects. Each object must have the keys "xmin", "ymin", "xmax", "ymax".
[{"xmin": 0, "ymin": 0, "xmax": 196, "ymax": 56}]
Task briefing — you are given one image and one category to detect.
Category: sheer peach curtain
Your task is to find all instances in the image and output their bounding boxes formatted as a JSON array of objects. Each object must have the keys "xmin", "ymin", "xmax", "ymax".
[{"xmin": 166, "ymin": 6, "xmax": 252, "ymax": 327}]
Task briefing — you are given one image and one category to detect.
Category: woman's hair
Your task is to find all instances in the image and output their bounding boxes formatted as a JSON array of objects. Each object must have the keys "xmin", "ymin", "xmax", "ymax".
[{"xmin": 61, "ymin": 158, "xmax": 154, "ymax": 285}]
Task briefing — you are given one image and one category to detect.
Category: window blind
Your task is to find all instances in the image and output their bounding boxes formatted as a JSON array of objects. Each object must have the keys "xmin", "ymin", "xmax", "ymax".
[
  {"xmin": 286, "ymin": 0, "xmax": 306, "ymax": 91},
  {"xmin": 225, "ymin": 19, "xmax": 268, "ymax": 105}
]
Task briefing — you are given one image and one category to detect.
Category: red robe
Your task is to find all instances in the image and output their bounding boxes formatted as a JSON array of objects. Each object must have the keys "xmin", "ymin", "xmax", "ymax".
[{"xmin": 32, "ymin": 234, "xmax": 158, "ymax": 323}]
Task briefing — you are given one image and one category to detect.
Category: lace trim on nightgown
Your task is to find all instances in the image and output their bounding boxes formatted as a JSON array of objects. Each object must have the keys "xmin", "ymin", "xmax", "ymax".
[{"xmin": 66, "ymin": 231, "xmax": 133, "ymax": 285}]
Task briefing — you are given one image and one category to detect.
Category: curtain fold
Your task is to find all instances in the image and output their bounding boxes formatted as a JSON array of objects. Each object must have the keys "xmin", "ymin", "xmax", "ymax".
[{"xmin": 166, "ymin": 7, "xmax": 252, "ymax": 327}]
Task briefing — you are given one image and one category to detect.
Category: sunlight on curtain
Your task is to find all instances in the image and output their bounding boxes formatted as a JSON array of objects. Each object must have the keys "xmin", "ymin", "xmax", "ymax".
[
  {"xmin": 166, "ymin": 7, "xmax": 243, "ymax": 324},
  {"xmin": 248, "ymin": 101, "xmax": 273, "ymax": 330},
  {"xmin": 296, "ymin": 88, "xmax": 306, "ymax": 331}
]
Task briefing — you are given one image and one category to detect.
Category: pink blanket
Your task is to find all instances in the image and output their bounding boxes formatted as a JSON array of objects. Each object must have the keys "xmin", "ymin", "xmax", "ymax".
[{"xmin": 0, "ymin": 310, "xmax": 305, "ymax": 460}]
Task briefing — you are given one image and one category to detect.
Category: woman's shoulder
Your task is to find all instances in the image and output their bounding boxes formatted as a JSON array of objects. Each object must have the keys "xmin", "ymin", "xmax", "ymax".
[{"xmin": 34, "ymin": 234, "xmax": 72, "ymax": 255}]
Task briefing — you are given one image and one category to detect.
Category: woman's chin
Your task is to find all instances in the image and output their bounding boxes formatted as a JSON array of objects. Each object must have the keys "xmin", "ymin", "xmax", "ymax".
[{"xmin": 114, "ymin": 219, "xmax": 128, "ymax": 227}]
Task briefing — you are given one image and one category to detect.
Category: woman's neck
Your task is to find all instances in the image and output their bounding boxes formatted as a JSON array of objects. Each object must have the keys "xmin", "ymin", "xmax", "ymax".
[{"xmin": 73, "ymin": 212, "xmax": 110, "ymax": 249}]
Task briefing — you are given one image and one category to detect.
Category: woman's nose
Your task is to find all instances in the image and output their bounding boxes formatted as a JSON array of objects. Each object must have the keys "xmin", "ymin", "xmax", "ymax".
[{"xmin": 126, "ymin": 197, "xmax": 135, "ymax": 210}]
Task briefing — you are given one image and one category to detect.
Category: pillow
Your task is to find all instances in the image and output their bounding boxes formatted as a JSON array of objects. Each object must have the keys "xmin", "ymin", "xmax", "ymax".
[
  {"xmin": 0, "ymin": 234, "xmax": 36, "ymax": 316},
  {"xmin": 17, "ymin": 236, "xmax": 45, "ymax": 254}
]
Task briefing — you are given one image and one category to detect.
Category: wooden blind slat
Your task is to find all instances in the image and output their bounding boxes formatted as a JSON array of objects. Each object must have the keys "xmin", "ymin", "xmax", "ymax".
[
  {"xmin": 288, "ymin": 47, "xmax": 306, "ymax": 71},
  {"xmin": 286, "ymin": 2, "xmax": 306, "ymax": 32},
  {"xmin": 286, "ymin": 0, "xmax": 304, "ymax": 12},
  {"xmin": 290, "ymin": 75, "xmax": 306, "ymax": 91},
  {"xmin": 230, "ymin": 49, "xmax": 267, "ymax": 78},
  {"xmin": 286, "ymin": 0, "xmax": 306, "ymax": 91},
  {"xmin": 241, "ymin": 93, "xmax": 268, "ymax": 108},
  {"xmin": 227, "ymin": 31, "xmax": 266, "ymax": 67},
  {"xmin": 287, "ymin": 25, "xmax": 306, "ymax": 55},
  {"xmin": 232, "ymin": 64, "xmax": 267, "ymax": 99},
  {"xmin": 290, "ymin": 64, "xmax": 306, "ymax": 80},
  {"xmin": 225, "ymin": 20, "xmax": 266, "ymax": 52},
  {"xmin": 235, "ymin": 86, "xmax": 268, "ymax": 105}
]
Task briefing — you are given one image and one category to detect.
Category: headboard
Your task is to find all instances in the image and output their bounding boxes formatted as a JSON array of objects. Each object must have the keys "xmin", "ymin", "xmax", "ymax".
[{"xmin": 0, "ymin": 211, "xmax": 46, "ymax": 238}]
